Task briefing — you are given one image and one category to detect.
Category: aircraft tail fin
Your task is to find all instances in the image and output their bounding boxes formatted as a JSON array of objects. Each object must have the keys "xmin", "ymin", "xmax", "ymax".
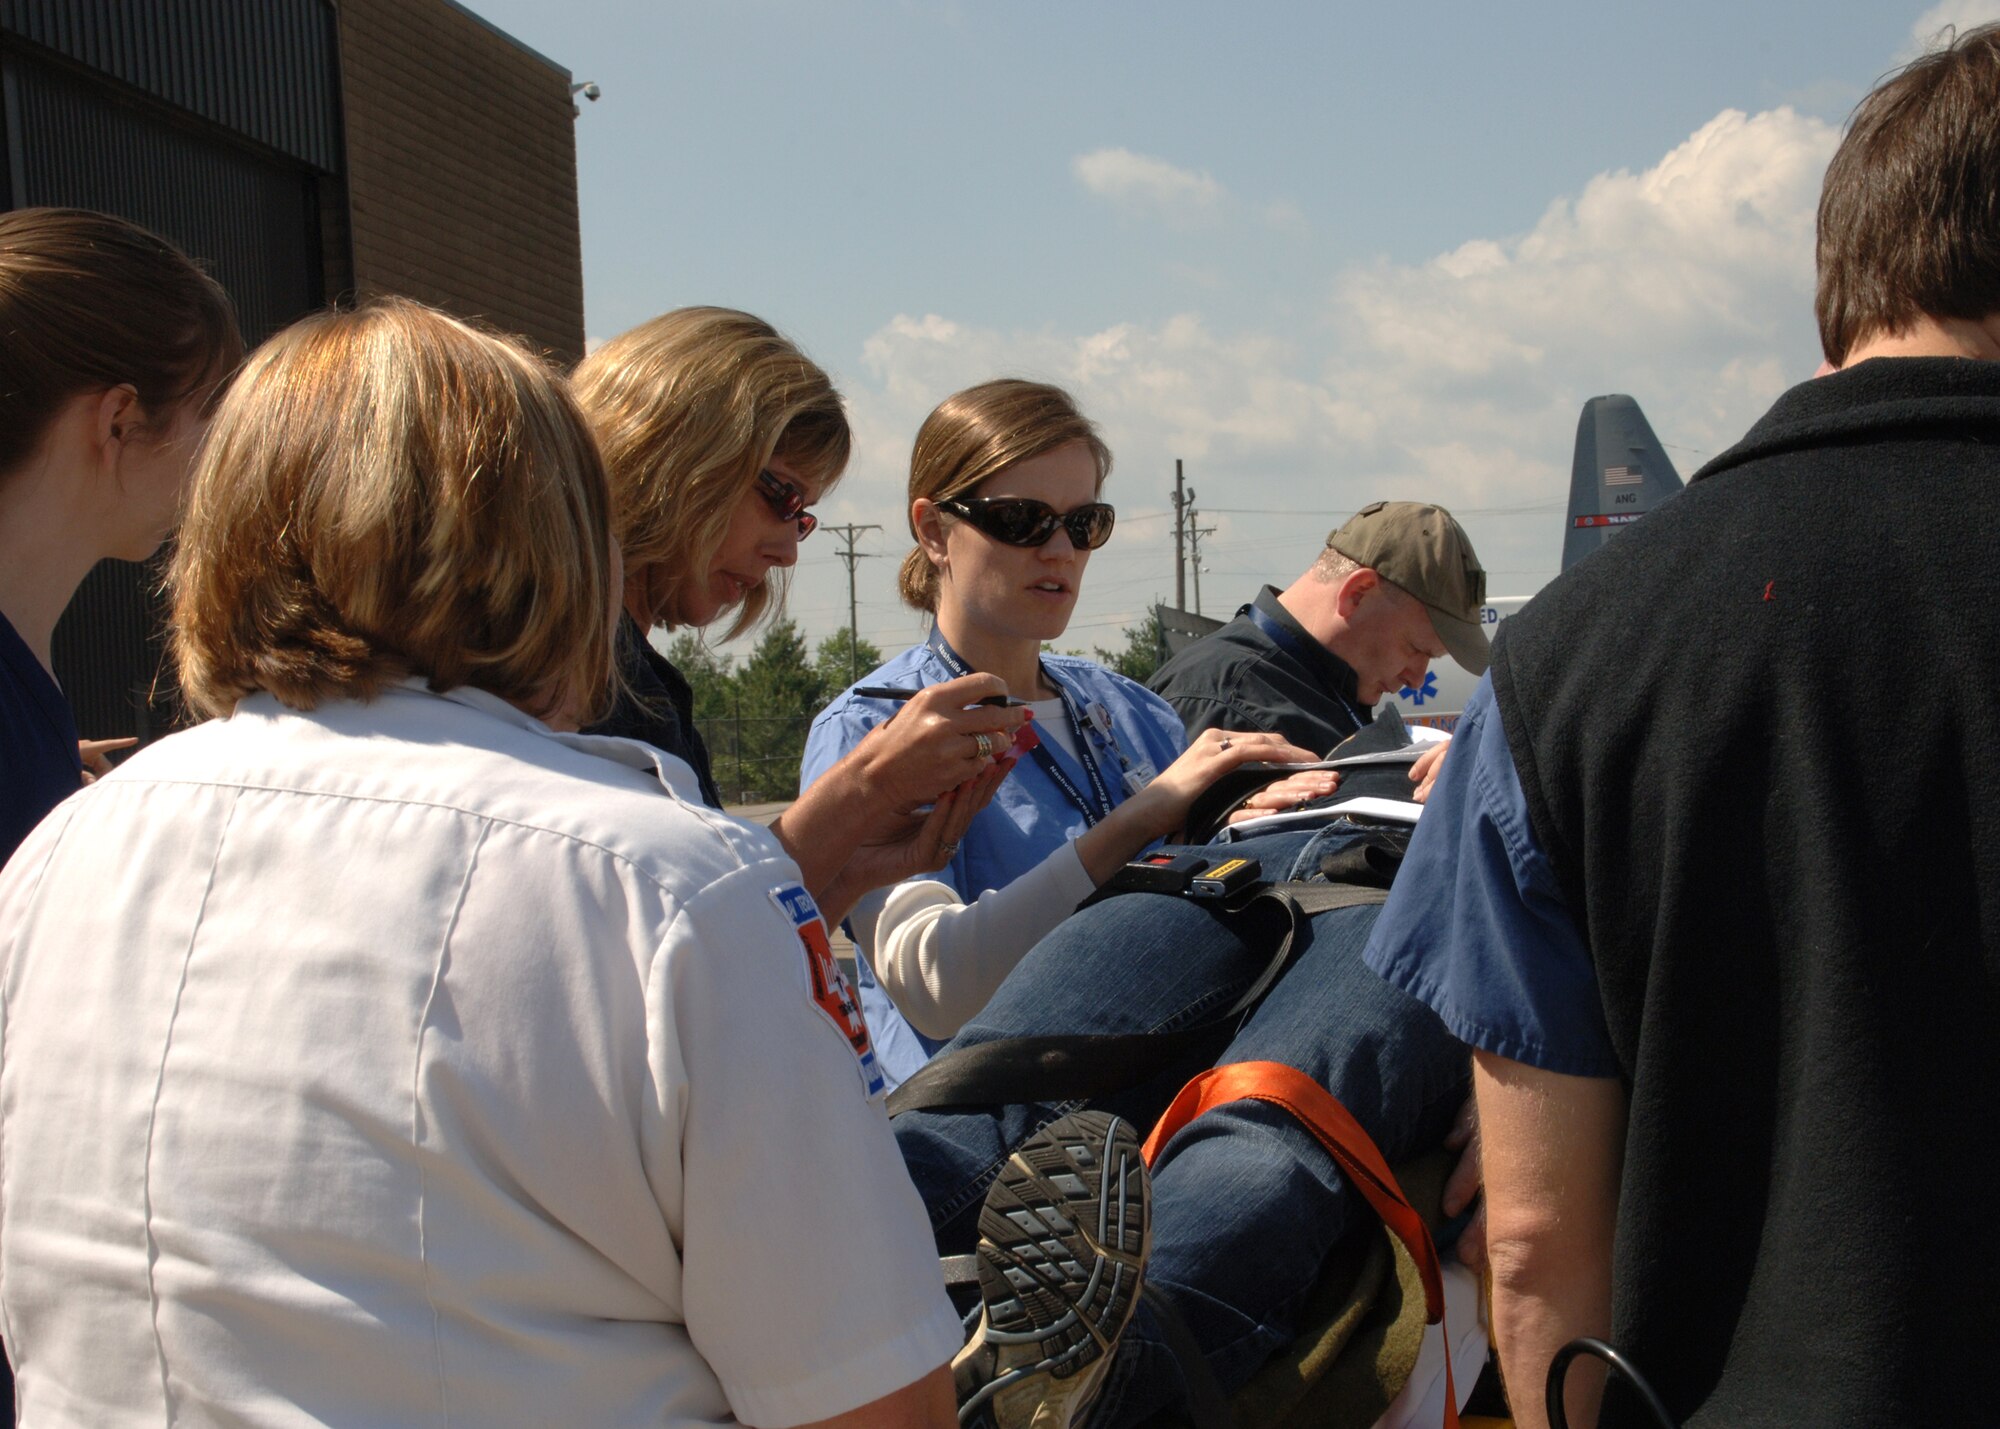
[{"xmin": 1562, "ymin": 395, "xmax": 1684, "ymax": 571}]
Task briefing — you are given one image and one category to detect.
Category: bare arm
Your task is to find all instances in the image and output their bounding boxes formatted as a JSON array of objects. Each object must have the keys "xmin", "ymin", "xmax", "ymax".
[
  {"xmin": 777, "ymin": 1364, "xmax": 955, "ymax": 1429},
  {"xmin": 1474, "ymin": 1049, "xmax": 1626, "ymax": 1429}
]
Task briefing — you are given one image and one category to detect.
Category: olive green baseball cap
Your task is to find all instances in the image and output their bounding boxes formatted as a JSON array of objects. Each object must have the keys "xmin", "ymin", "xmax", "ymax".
[{"xmin": 1326, "ymin": 501, "xmax": 1490, "ymax": 676}]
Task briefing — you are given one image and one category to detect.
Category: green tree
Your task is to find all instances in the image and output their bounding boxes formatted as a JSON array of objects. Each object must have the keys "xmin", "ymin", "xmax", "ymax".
[
  {"xmin": 814, "ymin": 628, "xmax": 884, "ymax": 693},
  {"xmin": 731, "ymin": 618, "xmax": 825, "ymax": 802},
  {"xmin": 663, "ymin": 631, "xmax": 742, "ymax": 798},
  {"xmin": 1093, "ymin": 608, "xmax": 1167, "ymax": 684},
  {"xmin": 663, "ymin": 631, "xmax": 736, "ymax": 719}
]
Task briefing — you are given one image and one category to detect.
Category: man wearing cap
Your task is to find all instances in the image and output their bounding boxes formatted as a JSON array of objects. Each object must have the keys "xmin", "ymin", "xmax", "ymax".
[
  {"xmin": 1151, "ymin": 501, "xmax": 1490, "ymax": 755},
  {"xmin": 1362, "ymin": 25, "xmax": 2000, "ymax": 1427}
]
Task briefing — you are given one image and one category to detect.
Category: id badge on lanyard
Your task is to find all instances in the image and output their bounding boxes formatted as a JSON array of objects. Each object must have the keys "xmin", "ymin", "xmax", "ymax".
[
  {"xmin": 1034, "ymin": 676, "xmax": 1119, "ymax": 826},
  {"xmin": 925, "ymin": 628, "xmax": 1126, "ymax": 826}
]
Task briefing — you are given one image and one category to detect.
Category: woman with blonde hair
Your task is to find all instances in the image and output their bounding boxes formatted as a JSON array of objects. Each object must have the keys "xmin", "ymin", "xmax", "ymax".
[
  {"xmin": 0, "ymin": 206, "xmax": 241, "ymax": 862},
  {"xmin": 804, "ymin": 379, "xmax": 1314, "ymax": 1085},
  {"xmin": 574, "ymin": 308, "xmax": 1022, "ymax": 922},
  {"xmin": 0, "ymin": 298, "xmax": 960, "ymax": 1428}
]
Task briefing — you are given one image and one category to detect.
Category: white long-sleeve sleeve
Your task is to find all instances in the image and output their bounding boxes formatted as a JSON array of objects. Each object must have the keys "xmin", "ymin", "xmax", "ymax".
[{"xmin": 848, "ymin": 841, "xmax": 1098, "ymax": 1041}]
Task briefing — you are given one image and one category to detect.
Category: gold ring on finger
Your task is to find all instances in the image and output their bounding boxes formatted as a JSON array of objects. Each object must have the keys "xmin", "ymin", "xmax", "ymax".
[{"xmin": 972, "ymin": 731, "xmax": 995, "ymax": 759}]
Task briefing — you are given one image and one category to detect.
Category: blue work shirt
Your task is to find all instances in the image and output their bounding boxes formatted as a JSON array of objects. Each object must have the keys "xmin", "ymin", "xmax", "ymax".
[
  {"xmin": 803, "ymin": 642, "xmax": 1186, "ymax": 1085},
  {"xmin": 1363, "ymin": 674, "xmax": 1619, "ymax": 1078},
  {"xmin": 1, "ymin": 609, "xmax": 83, "ymax": 867}
]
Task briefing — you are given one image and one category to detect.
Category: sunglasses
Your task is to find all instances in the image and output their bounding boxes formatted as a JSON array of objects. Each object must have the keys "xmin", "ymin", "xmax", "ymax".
[
  {"xmin": 757, "ymin": 469, "xmax": 817, "ymax": 539},
  {"xmin": 936, "ymin": 496, "xmax": 1117, "ymax": 551}
]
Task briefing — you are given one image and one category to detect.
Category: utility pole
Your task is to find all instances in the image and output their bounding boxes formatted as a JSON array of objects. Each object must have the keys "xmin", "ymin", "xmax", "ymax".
[
  {"xmin": 823, "ymin": 523, "xmax": 881, "ymax": 682},
  {"xmin": 1171, "ymin": 460, "xmax": 1192, "ymax": 611},
  {"xmin": 1188, "ymin": 511, "xmax": 1216, "ymax": 616}
]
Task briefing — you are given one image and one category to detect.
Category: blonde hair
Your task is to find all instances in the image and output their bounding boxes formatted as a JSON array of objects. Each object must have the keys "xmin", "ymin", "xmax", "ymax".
[
  {"xmin": 898, "ymin": 379, "xmax": 1113, "ymax": 613},
  {"xmin": 171, "ymin": 298, "xmax": 616, "ymax": 724},
  {"xmin": 570, "ymin": 307, "xmax": 849, "ymax": 639}
]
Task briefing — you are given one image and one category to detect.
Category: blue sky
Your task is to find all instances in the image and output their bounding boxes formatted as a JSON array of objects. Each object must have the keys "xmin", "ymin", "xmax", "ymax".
[{"xmin": 469, "ymin": 0, "xmax": 1998, "ymax": 659}]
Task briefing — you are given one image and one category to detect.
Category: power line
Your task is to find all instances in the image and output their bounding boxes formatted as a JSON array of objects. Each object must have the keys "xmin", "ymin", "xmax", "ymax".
[
  {"xmin": 820, "ymin": 523, "xmax": 881, "ymax": 683},
  {"xmin": 1202, "ymin": 498, "xmax": 1565, "ymax": 517}
]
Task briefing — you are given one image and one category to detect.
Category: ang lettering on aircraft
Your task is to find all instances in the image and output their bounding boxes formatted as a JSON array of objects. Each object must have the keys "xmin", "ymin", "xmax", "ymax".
[{"xmin": 1562, "ymin": 395, "xmax": 1683, "ymax": 568}]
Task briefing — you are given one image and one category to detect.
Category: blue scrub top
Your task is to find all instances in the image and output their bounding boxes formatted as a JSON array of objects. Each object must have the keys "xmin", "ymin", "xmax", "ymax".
[
  {"xmin": 803, "ymin": 641, "xmax": 1187, "ymax": 1085},
  {"xmin": 1, "ymin": 609, "xmax": 83, "ymax": 868}
]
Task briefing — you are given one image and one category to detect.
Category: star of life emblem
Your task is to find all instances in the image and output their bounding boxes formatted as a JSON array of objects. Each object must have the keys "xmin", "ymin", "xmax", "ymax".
[{"xmin": 769, "ymin": 883, "xmax": 886, "ymax": 1100}]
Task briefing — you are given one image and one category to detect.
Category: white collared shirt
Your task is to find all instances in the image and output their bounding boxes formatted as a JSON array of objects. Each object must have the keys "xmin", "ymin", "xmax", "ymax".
[{"xmin": 0, "ymin": 682, "xmax": 957, "ymax": 1427}]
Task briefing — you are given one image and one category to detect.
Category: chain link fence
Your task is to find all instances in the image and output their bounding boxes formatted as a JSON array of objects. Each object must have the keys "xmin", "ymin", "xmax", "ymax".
[{"xmin": 692, "ymin": 710, "xmax": 818, "ymax": 805}]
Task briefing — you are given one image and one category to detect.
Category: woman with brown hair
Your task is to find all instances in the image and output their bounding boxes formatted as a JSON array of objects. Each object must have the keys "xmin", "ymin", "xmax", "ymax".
[
  {"xmin": 805, "ymin": 379, "xmax": 1314, "ymax": 1086},
  {"xmin": 574, "ymin": 308, "xmax": 1024, "ymax": 924},
  {"xmin": 0, "ymin": 206, "xmax": 241, "ymax": 861},
  {"xmin": 0, "ymin": 298, "xmax": 960, "ymax": 1427}
]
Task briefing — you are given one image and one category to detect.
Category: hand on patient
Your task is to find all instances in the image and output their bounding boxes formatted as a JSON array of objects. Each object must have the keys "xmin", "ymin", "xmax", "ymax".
[
  {"xmin": 1128, "ymin": 728, "xmax": 1321, "ymax": 842},
  {"xmin": 1224, "ymin": 768, "xmax": 1344, "ymax": 825}
]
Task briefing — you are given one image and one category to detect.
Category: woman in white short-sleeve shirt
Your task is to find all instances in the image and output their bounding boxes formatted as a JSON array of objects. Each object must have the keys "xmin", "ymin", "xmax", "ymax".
[{"xmin": 0, "ymin": 300, "xmax": 958, "ymax": 1429}]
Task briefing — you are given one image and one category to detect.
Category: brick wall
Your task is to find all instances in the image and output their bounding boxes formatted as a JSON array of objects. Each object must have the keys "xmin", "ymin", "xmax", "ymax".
[{"xmin": 334, "ymin": 0, "xmax": 584, "ymax": 365}]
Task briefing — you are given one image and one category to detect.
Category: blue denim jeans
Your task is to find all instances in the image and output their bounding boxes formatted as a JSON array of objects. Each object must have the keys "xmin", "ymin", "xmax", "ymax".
[{"xmin": 892, "ymin": 825, "xmax": 1468, "ymax": 1427}]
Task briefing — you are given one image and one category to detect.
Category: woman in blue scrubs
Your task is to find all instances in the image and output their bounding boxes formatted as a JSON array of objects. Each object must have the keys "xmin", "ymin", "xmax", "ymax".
[{"xmin": 804, "ymin": 380, "xmax": 1313, "ymax": 1086}]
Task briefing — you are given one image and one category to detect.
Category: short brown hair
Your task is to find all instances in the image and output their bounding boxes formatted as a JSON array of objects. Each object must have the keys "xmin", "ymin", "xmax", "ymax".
[
  {"xmin": 0, "ymin": 207, "xmax": 241, "ymax": 472},
  {"xmin": 171, "ymin": 299, "xmax": 616, "ymax": 724},
  {"xmin": 898, "ymin": 379, "xmax": 1113, "ymax": 612},
  {"xmin": 570, "ymin": 307, "xmax": 849, "ymax": 639},
  {"xmin": 1816, "ymin": 21, "xmax": 2000, "ymax": 364}
]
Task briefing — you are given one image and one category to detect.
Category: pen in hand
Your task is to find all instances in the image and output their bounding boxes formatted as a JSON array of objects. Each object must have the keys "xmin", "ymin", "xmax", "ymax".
[{"xmin": 854, "ymin": 685, "xmax": 1028, "ymax": 708}]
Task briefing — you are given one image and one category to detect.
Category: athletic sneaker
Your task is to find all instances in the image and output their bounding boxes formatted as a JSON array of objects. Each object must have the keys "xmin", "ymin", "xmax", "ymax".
[{"xmin": 952, "ymin": 1110, "xmax": 1152, "ymax": 1429}]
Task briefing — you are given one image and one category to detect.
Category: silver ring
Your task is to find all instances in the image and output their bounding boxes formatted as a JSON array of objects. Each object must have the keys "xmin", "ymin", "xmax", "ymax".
[
  {"xmin": 972, "ymin": 731, "xmax": 995, "ymax": 759},
  {"xmin": 940, "ymin": 840, "xmax": 960, "ymax": 858},
  {"xmin": 1218, "ymin": 736, "xmax": 1233, "ymax": 751}
]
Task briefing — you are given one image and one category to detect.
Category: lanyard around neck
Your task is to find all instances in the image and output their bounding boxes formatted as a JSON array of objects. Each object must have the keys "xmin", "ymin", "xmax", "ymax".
[
  {"xmin": 1244, "ymin": 601, "xmax": 1368, "ymax": 733},
  {"xmin": 926, "ymin": 627, "xmax": 1118, "ymax": 826}
]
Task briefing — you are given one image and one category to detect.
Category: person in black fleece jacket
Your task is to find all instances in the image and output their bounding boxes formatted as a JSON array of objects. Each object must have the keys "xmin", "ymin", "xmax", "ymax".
[{"xmin": 1363, "ymin": 21, "xmax": 2000, "ymax": 1429}]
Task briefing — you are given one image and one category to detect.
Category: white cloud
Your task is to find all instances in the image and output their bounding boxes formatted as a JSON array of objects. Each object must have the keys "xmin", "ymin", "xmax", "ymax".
[
  {"xmin": 1907, "ymin": 0, "xmax": 2000, "ymax": 57},
  {"xmin": 1072, "ymin": 147, "xmax": 1224, "ymax": 217},
  {"xmin": 809, "ymin": 104, "xmax": 1839, "ymax": 650}
]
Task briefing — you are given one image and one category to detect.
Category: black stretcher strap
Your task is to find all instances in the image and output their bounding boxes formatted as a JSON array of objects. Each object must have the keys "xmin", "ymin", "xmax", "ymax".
[{"xmin": 885, "ymin": 880, "xmax": 1389, "ymax": 1117}]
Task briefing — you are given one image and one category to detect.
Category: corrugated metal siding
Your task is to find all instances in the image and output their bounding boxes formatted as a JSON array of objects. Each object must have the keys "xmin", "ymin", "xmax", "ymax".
[
  {"xmin": 0, "ymin": 0, "xmax": 339, "ymax": 171},
  {"xmin": 6, "ymin": 57, "xmax": 321, "ymax": 343}
]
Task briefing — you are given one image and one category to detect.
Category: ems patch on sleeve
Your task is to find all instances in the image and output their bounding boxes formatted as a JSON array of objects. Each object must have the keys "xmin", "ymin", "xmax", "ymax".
[{"xmin": 769, "ymin": 882, "xmax": 887, "ymax": 1101}]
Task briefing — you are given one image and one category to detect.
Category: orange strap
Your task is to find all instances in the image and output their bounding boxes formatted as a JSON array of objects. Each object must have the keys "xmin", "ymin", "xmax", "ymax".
[{"xmin": 1142, "ymin": 1060, "xmax": 1461, "ymax": 1429}]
